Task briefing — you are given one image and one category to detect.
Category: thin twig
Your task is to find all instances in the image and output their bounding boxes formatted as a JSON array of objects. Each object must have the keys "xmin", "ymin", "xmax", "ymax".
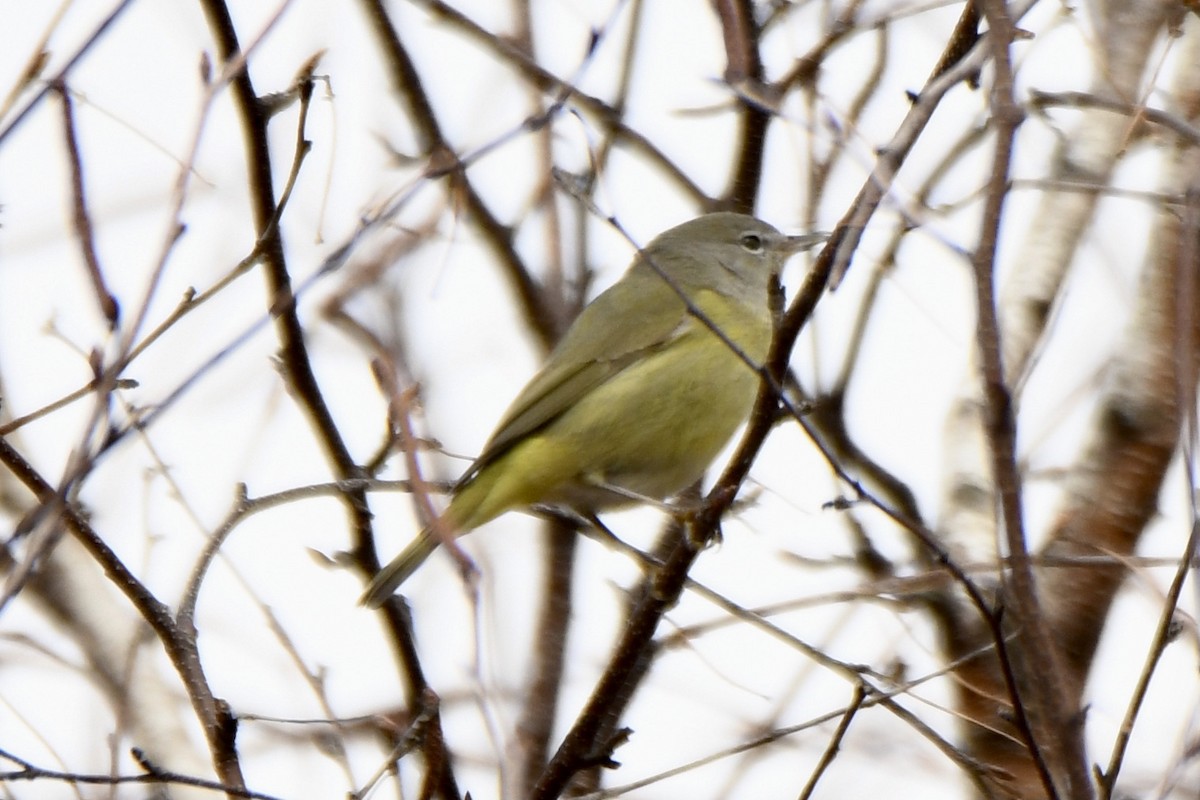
[
  {"xmin": 53, "ymin": 80, "xmax": 119, "ymax": 327},
  {"xmin": 796, "ymin": 682, "xmax": 865, "ymax": 800},
  {"xmin": 0, "ymin": 746, "xmax": 282, "ymax": 800}
]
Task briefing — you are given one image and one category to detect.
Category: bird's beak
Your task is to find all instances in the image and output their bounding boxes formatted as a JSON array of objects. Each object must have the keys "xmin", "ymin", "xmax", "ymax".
[{"xmin": 783, "ymin": 231, "xmax": 831, "ymax": 253}]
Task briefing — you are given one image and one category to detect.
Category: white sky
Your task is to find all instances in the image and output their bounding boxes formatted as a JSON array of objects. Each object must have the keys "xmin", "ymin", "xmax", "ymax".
[{"xmin": 0, "ymin": 1, "xmax": 1197, "ymax": 798}]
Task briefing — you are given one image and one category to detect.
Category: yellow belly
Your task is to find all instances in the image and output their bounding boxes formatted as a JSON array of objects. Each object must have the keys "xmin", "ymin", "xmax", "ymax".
[{"xmin": 447, "ymin": 292, "xmax": 772, "ymax": 531}]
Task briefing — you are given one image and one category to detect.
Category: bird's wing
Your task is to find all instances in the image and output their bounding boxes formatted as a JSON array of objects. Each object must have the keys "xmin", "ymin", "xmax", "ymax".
[{"xmin": 462, "ymin": 267, "xmax": 689, "ymax": 480}]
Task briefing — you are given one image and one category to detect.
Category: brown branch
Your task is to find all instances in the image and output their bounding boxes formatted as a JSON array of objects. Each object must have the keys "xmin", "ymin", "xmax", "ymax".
[
  {"xmin": 772, "ymin": 1, "xmax": 1074, "ymax": 794},
  {"xmin": 568, "ymin": 510, "xmax": 696, "ymax": 796},
  {"xmin": 407, "ymin": 0, "xmax": 710, "ymax": 209},
  {"xmin": 0, "ymin": 746, "xmax": 281, "ymax": 800},
  {"xmin": 971, "ymin": 0, "xmax": 1090, "ymax": 797},
  {"xmin": 193, "ymin": 2, "xmax": 461, "ymax": 797},
  {"xmin": 506, "ymin": 5, "xmax": 585, "ymax": 782},
  {"xmin": 516, "ymin": 3, "xmax": 655, "ymax": 783},
  {"xmin": 797, "ymin": 683, "xmax": 866, "ymax": 800},
  {"xmin": 564, "ymin": 495, "xmax": 1011, "ymax": 796},
  {"xmin": 804, "ymin": 21, "xmax": 887, "ymax": 218},
  {"xmin": 532, "ymin": 513, "xmax": 697, "ymax": 798},
  {"xmin": 1099, "ymin": 519, "xmax": 1199, "ymax": 796},
  {"xmin": 715, "ymin": 0, "xmax": 770, "ymax": 212},
  {"xmin": 54, "ymin": 80, "xmax": 119, "ymax": 328},
  {"xmin": 776, "ymin": 0, "xmax": 870, "ymax": 92},
  {"xmin": 939, "ymin": 6, "xmax": 1181, "ymax": 791},
  {"xmin": 826, "ymin": 0, "xmax": 998, "ymax": 286},
  {"xmin": 930, "ymin": 0, "xmax": 983, "ymax": 88},
  {"xmin": 804, "ymin": 389, "xmax": 922, "ymax": 525},
  {"xmin": 534, "ymin": 4, "xmax": 1037, "ymax": 792},
  {"xmin": 514, "ymin": 523, "xmax": 579, "ymax": 796},
  {"xmin": 0, "ymin": 437, "xmax": 244, "ymax": 791},
  {"xmin": 0, "ymin": 0, "xmax": 136, "ymax": 146},
  {"xmin": 357, "ymin": 0, "xmax": 561, "ymax": 350},
  {"xmin": 1029, "ymin": 89, "xmax": 1200, "ymax": 145}
]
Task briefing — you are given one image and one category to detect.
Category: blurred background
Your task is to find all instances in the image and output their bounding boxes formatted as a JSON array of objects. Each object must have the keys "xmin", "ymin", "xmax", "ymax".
[{"xmin": 0, "ymin": 1, "xmax": 1197, "ymax": 798}]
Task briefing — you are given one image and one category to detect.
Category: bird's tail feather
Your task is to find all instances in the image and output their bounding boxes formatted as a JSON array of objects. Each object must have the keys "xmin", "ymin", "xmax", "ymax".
[{"xmin": 359, "ymin": 530, "xmax": 439, "ymax": 607}]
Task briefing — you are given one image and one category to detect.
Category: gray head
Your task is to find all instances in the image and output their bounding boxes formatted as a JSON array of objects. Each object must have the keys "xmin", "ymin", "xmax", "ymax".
[{"xmin": 642, "ymin": 212, "xmax": 827, "ymax": 303}]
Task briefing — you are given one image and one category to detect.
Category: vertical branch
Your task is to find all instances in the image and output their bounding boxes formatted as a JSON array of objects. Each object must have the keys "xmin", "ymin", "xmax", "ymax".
[
  {"xmin": 194, "ymin": 2, "xmax": 460, "ymax": 798},
  {"xmin": 716, "ymin": 0, "xmax": 769, "ymax": 212},
  {"xmin": 531, "ymin": 516, "xmax": 698, "ymax": 800},
  {"xmin": 54, "ymin": 81, "xmax": 119, "ymax": 328},
  {"xmin": 971, "ymin": 0, "xmax": 1091, "ymax": 797},
  {"xmin": 940, "ymin": 0, "xmax": 1175, "ymax": 569},
  {"xmin": 513, "ymin": 524, "xmax": 578, "ymax": 795},
  {"xmin": 936, "ymin": 2, "xmax": 1185, "ymax": 797}
]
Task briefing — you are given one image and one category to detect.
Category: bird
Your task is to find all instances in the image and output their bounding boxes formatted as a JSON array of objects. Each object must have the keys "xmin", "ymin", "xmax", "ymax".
[{"xmin": 361, "ymin": 212, "xmax": 826, "ymax": 606}]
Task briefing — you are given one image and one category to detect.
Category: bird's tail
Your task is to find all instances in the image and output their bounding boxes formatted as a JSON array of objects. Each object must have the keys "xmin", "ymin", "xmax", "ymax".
[{"xmin": 359, "ymin": 530, "xmax": 439, "ymax": 607}]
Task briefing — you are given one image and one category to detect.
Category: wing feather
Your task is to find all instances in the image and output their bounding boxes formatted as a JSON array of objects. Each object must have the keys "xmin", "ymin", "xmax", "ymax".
[{"xmin": 461, "ymin": 265, "xmax": 689, "ymax": 480}]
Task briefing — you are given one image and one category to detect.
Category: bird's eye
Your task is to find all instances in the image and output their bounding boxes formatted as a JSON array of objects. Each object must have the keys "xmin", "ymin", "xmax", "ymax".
[{"xmin": 739, "ymin": 232, "xmax": 765, "ymax": 253}]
